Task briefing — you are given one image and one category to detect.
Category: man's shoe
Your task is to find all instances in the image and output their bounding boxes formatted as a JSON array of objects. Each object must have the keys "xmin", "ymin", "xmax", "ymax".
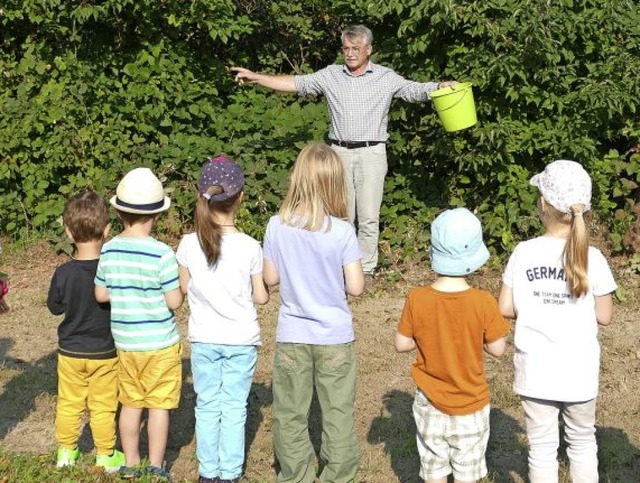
[
  {"xmin": 56, "ymin": 447, "xmax": 81, "ymax": 468},
  {"xmin": 364, "ymin": 272, "xmax": 377, "ymax": 291},
  {"xmin": 95, "ymin": 449, "xmax": 125, "ymax": 472},
  {"xmin": 198, "ymin": 477, "xmax": 220, "ymax": 483}
]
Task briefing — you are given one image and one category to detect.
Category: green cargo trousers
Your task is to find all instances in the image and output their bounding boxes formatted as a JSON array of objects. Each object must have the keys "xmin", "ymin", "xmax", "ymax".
[{"xmin": 272, "ymin": 342, "xmax": 360, "ymax": 483}]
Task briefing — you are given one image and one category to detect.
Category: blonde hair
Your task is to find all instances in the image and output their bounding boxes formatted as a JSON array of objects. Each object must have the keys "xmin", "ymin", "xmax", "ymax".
[
  {"xmin": 279, "ymin": 143, "xmax": 348, "ymax": 231},
  {"xmin": 195, "ymin": 186, "xmax": 241, "ymax": 267},
  {"xmin": 541, "ymin": 199, "xmax": 590, "ymax": 298}
]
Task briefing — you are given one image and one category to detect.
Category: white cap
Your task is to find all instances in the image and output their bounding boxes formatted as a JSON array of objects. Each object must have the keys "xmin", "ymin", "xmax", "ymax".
[{"xmin": 529, "ymin": 160, "xmax": 591, "ymax": 214}]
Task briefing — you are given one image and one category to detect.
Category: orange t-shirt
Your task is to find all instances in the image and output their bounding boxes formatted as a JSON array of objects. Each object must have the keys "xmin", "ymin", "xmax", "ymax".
[{"xmin": 397, "ymin": 286, "xmax": 510, "ymax": 416}]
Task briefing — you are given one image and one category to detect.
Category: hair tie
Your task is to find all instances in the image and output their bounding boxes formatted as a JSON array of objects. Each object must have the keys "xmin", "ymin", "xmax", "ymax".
[{"xmin": 573, "ymin": 211, "xmax": 583, "ymax": 217}]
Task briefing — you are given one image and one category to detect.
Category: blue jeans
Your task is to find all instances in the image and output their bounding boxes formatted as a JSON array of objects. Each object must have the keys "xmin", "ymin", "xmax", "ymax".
[{"xmin": 191, "ymin": 343, "xmax": 257, "ymax": 480}]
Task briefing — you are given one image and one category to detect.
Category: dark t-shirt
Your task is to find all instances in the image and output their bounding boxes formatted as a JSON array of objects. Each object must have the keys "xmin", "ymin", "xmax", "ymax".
[{"xmin": 47, "ymin": 259, "xmax": 116, "ymax": 359}]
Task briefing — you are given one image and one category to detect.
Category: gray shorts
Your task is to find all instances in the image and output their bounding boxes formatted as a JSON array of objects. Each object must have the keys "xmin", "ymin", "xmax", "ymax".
[{"xmin": 412, "ymin": 390, "xmax": 490, "ymax": 481}]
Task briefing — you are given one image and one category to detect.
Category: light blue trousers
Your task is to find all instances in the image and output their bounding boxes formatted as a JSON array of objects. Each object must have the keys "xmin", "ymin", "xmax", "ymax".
[{"xmin": 191, "ymin": 343, "xmax": 257, "ymax": 480}]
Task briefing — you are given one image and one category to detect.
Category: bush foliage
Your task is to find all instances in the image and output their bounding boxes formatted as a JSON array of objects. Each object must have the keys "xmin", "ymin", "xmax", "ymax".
[{"xmin": 1, "ymin": 0, "xmax": 639, "ymax": 263}]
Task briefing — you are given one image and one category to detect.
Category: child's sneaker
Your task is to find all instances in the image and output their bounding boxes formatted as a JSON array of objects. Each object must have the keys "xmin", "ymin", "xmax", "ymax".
[
  {"xmin": 118, "ymin": 465, "xmax": 142, "ymax": 479},
  {"xmin": 56, "ymin": 447, "xmax": 81, "ymax": 467},
  {"xmin": 146, "ymin": 465, "xmax": 171, "ymax": 480},
  {"xmin": 95, "ymin": 449, "xmax": 125, "ymax": 472}
]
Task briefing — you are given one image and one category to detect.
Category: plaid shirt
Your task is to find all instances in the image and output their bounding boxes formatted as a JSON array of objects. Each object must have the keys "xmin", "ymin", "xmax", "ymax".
[{"xmin": 294, "ymin": 62, "xmax": 439, "ymax": 142}]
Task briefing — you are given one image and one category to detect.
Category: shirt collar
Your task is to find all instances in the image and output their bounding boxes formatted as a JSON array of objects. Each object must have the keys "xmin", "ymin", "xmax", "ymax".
[{"xmin": 342, "ymin": 60, "xmax": 375, "ymax": 77}]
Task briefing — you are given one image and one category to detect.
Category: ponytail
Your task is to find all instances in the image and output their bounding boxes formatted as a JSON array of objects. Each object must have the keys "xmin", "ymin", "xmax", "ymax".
[
  {"xmin": 195, "ymin": 195, "xmax": 223, "ymax": 267},
  {"xmin": 194, "ymin": 187, "xmax": 241, "ymax": 267},
  {"xmin": 563, "ymin": 204, "xmax": 589, "ymax": 298}
]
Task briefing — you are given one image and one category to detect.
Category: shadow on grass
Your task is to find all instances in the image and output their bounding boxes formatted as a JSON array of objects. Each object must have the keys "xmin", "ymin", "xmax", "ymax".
[
  {"xmin": 164, "ymin": 356, "xmax": 196, "ymax": 469},
  {"xmin": 0, "ymin": 337, "xmax": 57, "ymax": 442},
  {"xmin": 596, "ymin": 426, "xmax": 640, "ymax": 482},
  {"xmin": 367, "ymin": 389, "xmax": 419, "ymax": 482},
  {"xmin": 486, "ymin": 408, "xmax": 528, "ymax": 482},
  {"xmin": 245, "ymin": 381, "xmax": 272, "ymax": 462}
]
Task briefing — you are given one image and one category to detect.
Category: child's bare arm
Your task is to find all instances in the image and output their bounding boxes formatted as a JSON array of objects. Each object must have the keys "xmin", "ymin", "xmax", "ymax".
[
  {"xmin": 178, "ymin": 266, "xmax": 190, "ymax": 295},
  {"xmin": 263, "ymin": 259, "xmax": 279, "ymax": 287},
  {"xmin": 251, "ymin": 273, "xmax": 270, "ymax": 305},
  {"xmin": 95, "ymin": 285, "xmax": 110, "ymax": 303},
  {"xmin": 395, "ymin": 332, "xmax": 416, "ymax": 352},
  {"xmin": 164, "ymin": 288, "xmax": 184, "ymax": 310},
  {"xmin": 484, "ymin": 337, "xmax": 506, "ymax": 357},
  {"xmin": 498, "ymin": 284, "xmax": 516, "ymax": 318},
  {"xmin": 595, "ymin": 293, "xmax": 613, "ymax": 326},
  {"xmin": 344, "ymin": 260, "xmax": 365, "ymax": 297}
]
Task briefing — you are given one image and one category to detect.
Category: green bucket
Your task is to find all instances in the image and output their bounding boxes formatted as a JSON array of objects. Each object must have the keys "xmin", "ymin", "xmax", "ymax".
[{"xmin": 431, "ymin": 82, "xmax": 477, "ymax": 132}]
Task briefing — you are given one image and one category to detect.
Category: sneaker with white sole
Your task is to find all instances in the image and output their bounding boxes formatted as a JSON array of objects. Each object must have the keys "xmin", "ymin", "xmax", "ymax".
[
  {"xmin": 95, "ymin": 449, "xmax": 125, "ymax": 472},
  {"xmin": 56, "ymin": 447, "xmax": 81, "ymax": 468}
]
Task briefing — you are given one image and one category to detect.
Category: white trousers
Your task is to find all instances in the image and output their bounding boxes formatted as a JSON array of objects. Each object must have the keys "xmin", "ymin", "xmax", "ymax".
[
  {"xmin": 521, "ymin": 397, "xmax": 599, "ymax": 483},
  {"xmin": 329, "ymin": 143, "xmax": 387, "ymax": 274}
]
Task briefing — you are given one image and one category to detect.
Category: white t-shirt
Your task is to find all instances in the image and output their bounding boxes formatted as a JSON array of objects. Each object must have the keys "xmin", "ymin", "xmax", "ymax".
[
  {"xmin": 176, "ymin": 232, "xmax": 263, "ymax": 345},
  {"xmin": 502, "ymin": 236, "xmax": 616, "ymax": 402}
]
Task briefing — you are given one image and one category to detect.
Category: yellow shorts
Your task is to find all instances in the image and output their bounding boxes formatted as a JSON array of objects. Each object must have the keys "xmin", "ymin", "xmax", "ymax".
[{"xmin": 117, "ymin": 343, "xmax": 182, "ymax": 409}]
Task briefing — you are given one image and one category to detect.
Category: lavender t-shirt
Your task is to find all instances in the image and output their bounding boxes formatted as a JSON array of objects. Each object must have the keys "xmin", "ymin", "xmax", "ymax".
[{"xmin": 263, "ymin": 215, "xmax": 362, "ymax": 345}]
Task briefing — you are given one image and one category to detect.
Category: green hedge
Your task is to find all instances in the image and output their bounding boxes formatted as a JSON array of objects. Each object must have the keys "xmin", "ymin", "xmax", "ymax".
[{"xmin": 1, "ymin": 0, "xmax": 639, "ymax": 264}]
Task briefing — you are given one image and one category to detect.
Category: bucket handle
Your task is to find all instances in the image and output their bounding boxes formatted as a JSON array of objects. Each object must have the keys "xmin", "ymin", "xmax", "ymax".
[{"xmin": 435, "ymin": 87, "xmax": 470, "ymax": 112}]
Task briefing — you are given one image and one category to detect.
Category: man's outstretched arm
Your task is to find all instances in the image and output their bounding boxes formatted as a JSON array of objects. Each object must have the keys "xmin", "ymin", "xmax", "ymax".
[{"xmin": 231, "ymin": 67, "xmax": 296, "ymax": 92}]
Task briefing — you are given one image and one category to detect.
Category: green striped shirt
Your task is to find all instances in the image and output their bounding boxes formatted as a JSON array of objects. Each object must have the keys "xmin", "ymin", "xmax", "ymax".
[{"xmin": 95, "ymin": 236, "xmax": 180, "ymax": 351}]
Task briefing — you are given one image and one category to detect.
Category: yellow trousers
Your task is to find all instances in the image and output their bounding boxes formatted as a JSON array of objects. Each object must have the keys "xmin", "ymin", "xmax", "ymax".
[{"xmin": 55, "ymin": 354, "xmax": 118, "ymax": 455}]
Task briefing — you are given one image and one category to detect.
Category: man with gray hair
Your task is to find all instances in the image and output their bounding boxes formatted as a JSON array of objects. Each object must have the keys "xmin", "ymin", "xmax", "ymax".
[{"xmin": 233, "ymin": 25, "xmax": 456, "ymax": 277}]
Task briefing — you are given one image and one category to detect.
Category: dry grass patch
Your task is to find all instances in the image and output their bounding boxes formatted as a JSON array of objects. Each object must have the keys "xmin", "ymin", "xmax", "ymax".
[{"xmin": 0, "ymin": 242, "xmax": 639, "ymax": 481}]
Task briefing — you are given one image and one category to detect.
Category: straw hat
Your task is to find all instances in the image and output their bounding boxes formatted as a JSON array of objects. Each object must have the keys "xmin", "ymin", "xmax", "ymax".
[{"xmin": 110, "ymin": 167, "xmax": 171, "ymax": 214}]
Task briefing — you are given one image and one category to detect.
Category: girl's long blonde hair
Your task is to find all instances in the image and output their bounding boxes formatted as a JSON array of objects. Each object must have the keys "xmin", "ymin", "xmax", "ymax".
[
  {"xmin": 195, "ymin": 186, "xmax": 241, "ymax": 267},
  {"xmin": 279, "ymin": 143, "xmax": 348, "ymax": 231},
  {"xmin": 541, "ymin": 199, "xmax": 590, "ymax": 298}
]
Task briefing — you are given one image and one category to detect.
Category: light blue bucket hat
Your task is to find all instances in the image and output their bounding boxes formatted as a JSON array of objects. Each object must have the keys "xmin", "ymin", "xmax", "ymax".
[{"xmin": 430, "ymin": 207, "xmax": 490, "ymax": 276}]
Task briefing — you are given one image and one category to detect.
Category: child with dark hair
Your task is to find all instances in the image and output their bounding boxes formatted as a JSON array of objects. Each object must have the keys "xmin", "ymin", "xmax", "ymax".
[{"xmin": 47, "ymin": 190, "xmax": 124, "ymax": 471}]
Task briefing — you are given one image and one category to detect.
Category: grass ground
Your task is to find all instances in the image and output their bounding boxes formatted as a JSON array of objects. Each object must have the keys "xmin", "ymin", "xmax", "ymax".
[{"xmin": 0, "ymin": 240, "xmax": 639, "ymax": 482}]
